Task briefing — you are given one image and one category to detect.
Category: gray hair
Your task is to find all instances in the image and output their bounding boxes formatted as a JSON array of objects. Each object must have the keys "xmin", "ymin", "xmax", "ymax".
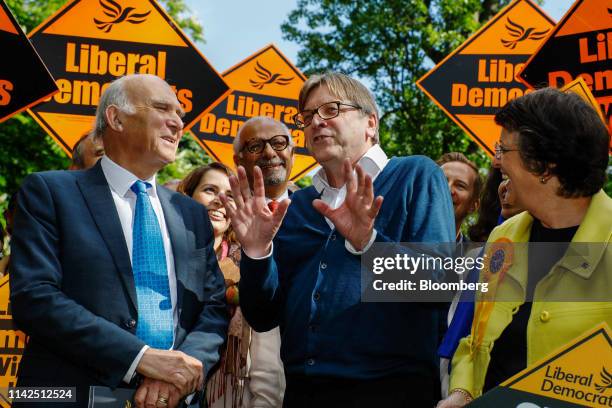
[
  {"xmin": 94, "ymin": 75, "xmax": 137, "ymax": 138},
  {"xmin": 233, "ymin": 116, "xmax": 293, "ymax": 155},
  {"xmin": 298, "ymin": 72, "xmax": 380, "ymax": 143}
]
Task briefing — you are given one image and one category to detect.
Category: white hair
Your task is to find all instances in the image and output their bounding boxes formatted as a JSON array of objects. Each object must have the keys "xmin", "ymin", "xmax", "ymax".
[
  {"xmin": 94, "ymin": 75, "xmax": 140, "ymax": 137},
  {"xmin": 233, "ymin": 116, "xmax": 293, "ymax": 155}
]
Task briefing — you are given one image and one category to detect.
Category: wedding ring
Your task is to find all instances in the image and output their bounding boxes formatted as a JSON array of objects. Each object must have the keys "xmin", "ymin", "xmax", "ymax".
[{"xmin": 156, "ymin": 396, "xmax": 169, "ymax": 406}]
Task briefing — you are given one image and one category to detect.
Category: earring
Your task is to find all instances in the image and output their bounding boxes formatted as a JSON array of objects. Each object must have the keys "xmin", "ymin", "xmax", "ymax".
[{"xmin": 540, "ymin": 176, "xmax": 547, "ymax": 184}]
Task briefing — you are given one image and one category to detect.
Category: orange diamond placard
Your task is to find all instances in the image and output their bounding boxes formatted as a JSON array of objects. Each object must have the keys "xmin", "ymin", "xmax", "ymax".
[
  {"xmin": 0, "ymin": 0, "xmax": 57, "ymax": 123},
  {"xmin": 190, "ymin": 44, "xmax": 317, "ymax": 181},
  {"xmin": 0, "ymin": 274, "xmax": 28, "ymax": 407},
  {"xmin": 416, "ymin": 0, "xmax": 555, "ymax": 156},
  {"xmin": 518, "ymin": 0, "xmax": 612, "ymax": 151},
  {"xmin": 28, "ymin": 0, "xmax": 230, "ymax": 156},
  {"xmin": 469, "ymin": 323, "xmax": 612, "ymax": 407}
]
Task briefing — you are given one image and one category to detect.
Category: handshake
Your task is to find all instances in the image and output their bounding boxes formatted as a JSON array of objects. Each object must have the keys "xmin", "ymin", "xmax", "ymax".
[{"xmin": 133, "ymin": 348, "xmax": 204, "ymax": 408}]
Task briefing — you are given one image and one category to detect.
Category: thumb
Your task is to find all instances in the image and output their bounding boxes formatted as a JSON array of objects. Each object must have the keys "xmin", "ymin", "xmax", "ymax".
[
  {"xmin": 312, "ymin": 198, "xmax": 333, "ymax": 218},
  {"xmin": 272, "ymin": 198, "xmax": 291, "ymax": 225}
]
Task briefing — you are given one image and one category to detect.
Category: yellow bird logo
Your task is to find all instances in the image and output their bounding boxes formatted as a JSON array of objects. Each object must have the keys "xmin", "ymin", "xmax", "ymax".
[
  {"xmin": 249, "ymin": 61, "xmax": 294, "ymax": 90},
  {"xmin": 94, "ymin": 0, "xmax": 151, "ymax": 33},
  {"xmin": 501, "ymin": 17, "xmax": 549, "ymax": 49}
]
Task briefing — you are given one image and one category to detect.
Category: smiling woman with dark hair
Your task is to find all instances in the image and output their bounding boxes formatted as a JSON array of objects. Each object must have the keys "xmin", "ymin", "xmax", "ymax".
[{"xmin": 438, "ymin": 88, "xmax": 612, "ymax": 408}]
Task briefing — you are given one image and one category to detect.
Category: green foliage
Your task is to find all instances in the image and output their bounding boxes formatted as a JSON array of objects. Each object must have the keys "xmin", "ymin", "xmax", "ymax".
[
  {"xmin": 295, "ymin": 175, "xmax": 312, "ymax": 189},
  {"xmin": 281, "ymin": 0, "xmax": 521, "ymax": 169},
  {"xmin": 0, "ymin": 0, "xmax": 207, "ymax": 209},
  {"xmin": 157, "ymin": 132, "xmax": 211, "ymax": 185}
]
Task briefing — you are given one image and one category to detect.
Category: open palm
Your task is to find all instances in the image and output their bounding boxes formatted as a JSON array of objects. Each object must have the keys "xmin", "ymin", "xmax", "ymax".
[
  {"xmin": 220, "ymin": 166, "xmax": 290, "ymax": 258},
  {"xmin": 313, "ymin": 160, "xmax": 383, "ymax": 251}
]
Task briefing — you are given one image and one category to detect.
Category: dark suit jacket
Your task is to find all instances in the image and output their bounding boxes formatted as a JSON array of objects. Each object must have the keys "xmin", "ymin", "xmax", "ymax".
[{"xmin": 10, "ymin": 162, "xmax": 228, "ymax": 406}]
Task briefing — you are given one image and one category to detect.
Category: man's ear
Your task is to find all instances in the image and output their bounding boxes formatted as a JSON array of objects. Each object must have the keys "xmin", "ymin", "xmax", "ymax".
[
  {"xmin": 365, "ymin": 112, "xmax": 378, "ymax": 142},
  {"xmin": 106, "ymin": 105, "xmax": 123, "ymax": 132}
]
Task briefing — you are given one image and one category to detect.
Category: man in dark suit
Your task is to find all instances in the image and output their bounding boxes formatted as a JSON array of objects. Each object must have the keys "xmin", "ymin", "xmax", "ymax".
[{"xmin": 10, "ymin": 74, "xmax": 228, "ymax": 408}]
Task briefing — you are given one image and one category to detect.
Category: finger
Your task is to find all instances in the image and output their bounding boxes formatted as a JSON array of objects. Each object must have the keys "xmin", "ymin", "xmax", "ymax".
[
  {"xmin": 167, "ymin": 391, "xmax": 180, "ymax": 408},
  {"xmin": 228, "ymin": 174, "xmax": 245, "ymax": 209},
  {"xmin": 345, "ymin": 159, "xmax": 356, "ymax": 194},
  {"xmin": 355, "ymin": 164, "xmax": 366, "ymax": 197},
  {"xmin": 134, "ymin": 383, "xmax": 148, "ymax": 408},
  {"xmin": 367, "ymin": 196, "xmax": 384, "ymax": 218},
  {"xmin": 156, "ymin": 382, "xmax": 171, "ymax": 408},
  {"xmin": 312, "ymin": 199, "xmax": 333, "ymax": 219},
  {"xmin": 219, "ymin": 193, "xmax": 237, "ymax": 220},
  {"xmin": 170, "ymin": 372, "xmax": 188, "ymax": 396},
  {"xmin": 144, "ymin": 380, "xmax": 160, "ymax": 408},
  {"xmin": 272, "ymin": 198, "xmax": 291, "ymax": 225},
  {"xmin": 237, "ymin": 166, "xmax": 252, "ymax": 201},
  {"xmin": 363, "ymin": 173, "xmax": 374, "ymax": 204},
  {"xmin": 252, "ymin": 166, "xmax": 267, "ymax": 210}
]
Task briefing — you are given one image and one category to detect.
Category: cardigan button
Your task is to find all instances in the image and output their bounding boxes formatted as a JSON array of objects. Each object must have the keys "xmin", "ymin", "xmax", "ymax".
[
  {"xmin": 540, "ymin": 311, "xmax": 551, "ymax": 323},
  {"xmin": 306, "ymin": 358, "xmax": 315, "ymax": 366},
  {"xmin": 320, "ymin": 262, "xmax": 327, "ymax": 270},
  {"xmin": 125, "ymin": 319, "xmax": 136, "ymax": 329},
  {"xmin": 313, "ymin": 292, "xmax": 321, "ymax": 301}
]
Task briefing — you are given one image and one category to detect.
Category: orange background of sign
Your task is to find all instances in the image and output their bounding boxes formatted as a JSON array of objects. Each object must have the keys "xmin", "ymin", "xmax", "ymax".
[
  {"xmin": 27, "ymin": 0, "xmax": 229, "ymax": 157},
  {"xmin": 502, "ymin": 323, "xmax": 612, "ymax": 407},
  {"xmin": 30, "ymin": 0, "xmax": 186, "ymax": 47},
  {"xmin": 0, "ymin": 2, "xmax": 18, "ymax": 34},
  {"xmin": 0, "ymin": 274, "xmax": 28, "ymax": 405},
  {"xmin": 517, "ymin": 0, "xmax": 612, "ymax": 151},
  {"xmin": 417, "ymin": 0, "xmax": 555, "ymax": 157},
  {"xmin": 194, "ymin": 44, "xmax": 318, "ymax": 181}
]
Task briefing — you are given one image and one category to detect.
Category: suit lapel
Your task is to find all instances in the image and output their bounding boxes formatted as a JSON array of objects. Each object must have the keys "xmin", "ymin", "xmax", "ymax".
[
  {"xmin": 77, "ymin": 162, "xmax": 137, "ymax": 311},
  {"xmin": 158, "ymin": 186, "xmax": 189, "ymax": 307}
]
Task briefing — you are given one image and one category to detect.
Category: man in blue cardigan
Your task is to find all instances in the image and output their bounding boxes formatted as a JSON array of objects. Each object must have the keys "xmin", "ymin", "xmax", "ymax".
[{"xmin": 222, "ymin": 72, "xmax": 455, "ymax": 407}]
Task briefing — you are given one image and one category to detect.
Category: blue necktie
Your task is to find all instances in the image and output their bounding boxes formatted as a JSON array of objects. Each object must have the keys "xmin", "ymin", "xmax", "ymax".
[{"xmin": 131, "ymin": 180, "xmax": 174, "ymax": 349}]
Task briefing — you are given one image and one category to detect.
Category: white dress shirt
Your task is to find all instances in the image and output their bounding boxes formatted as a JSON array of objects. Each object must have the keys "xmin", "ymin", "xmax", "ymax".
[
  {"xmin": 311, "ymin": 144, "xmax": 389, "ymax": 253},
  {"xmin": 245, "ymin": 190, "xmax": 288, "ymax": 407},
  {"xmin": 100, "ymin": 156, "xmax": 178, "ymax": 383}
]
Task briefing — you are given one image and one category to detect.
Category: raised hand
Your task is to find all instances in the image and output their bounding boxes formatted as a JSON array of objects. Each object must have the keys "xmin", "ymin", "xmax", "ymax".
[
  {"xmin": 220, "ymin": 166, "xmax": 290, "ymax": 258},
  {"xmin": 312, "ymin": 159, "xmax": 383, "ymax": 251}
]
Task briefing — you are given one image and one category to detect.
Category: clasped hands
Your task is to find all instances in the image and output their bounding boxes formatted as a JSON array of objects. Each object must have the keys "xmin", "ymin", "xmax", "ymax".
[
  {"xmin": 134, "ymin": 348, "xmax": 203, "ymax": 408},
  {"xmin": 220, "ymin": 158, "xmax": 384, "ymax": 256}
]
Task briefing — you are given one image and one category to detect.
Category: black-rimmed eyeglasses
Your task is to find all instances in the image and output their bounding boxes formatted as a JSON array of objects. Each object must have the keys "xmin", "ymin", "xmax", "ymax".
[
  {"xmin": 293, "ymin": 101, "xmax": 362, "ymax": 129},
  {"xmin": 242, "ymin": 135, "xmax": 290, "ymax": 154}
]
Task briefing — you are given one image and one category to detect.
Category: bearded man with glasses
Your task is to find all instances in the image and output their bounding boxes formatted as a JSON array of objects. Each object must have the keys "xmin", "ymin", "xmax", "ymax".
[{"xmin": 222, "ymin": 72, "xmax": 455, "ymax": 407}]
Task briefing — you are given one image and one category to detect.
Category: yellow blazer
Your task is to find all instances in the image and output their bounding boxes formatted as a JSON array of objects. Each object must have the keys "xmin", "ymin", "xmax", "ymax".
[{"xmin": 449, "ymin": 190, "xmax": 612, "ymax": 397}]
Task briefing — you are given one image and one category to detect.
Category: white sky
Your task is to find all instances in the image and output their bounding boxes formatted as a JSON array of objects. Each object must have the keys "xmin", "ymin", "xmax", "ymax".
[{"xmin": 185, "ymin": 0, "xmax": 576, "ymax": 73}]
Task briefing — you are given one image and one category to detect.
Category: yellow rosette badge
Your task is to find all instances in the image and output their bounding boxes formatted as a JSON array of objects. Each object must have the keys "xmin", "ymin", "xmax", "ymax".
[{"xmin": 472, "ymin": 237, "xmax": 514, "ymax": 351}]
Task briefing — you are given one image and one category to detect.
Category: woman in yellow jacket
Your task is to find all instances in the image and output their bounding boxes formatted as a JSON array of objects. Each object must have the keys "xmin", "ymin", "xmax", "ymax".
[{"xmin": 437, "ymin": 88, "xmax": 612, "ymax": 407}]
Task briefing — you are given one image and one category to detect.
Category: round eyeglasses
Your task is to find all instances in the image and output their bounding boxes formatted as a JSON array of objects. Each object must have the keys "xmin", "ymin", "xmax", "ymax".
[{"xmin": 242, "ymin": 134, "xmax": 290, "ymax": 154}]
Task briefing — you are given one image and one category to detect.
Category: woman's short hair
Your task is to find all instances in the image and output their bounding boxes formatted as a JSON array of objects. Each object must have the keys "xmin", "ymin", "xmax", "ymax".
[
  {"xmin": 177, "ymin": 162, "xmax": 234, "ymax": 198},
  {"xmin": 495, "ymin": 88, "xmax": 609, "ymax": 197}
]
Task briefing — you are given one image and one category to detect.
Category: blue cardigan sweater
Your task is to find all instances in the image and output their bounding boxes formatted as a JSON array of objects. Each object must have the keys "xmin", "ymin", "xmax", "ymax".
[{"xmin": 240, "ymin": 156, "xmax": 454, "ymax": 380}]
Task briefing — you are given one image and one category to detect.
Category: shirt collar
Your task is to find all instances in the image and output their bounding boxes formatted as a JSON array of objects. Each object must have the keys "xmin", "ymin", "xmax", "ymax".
[
  {"xmin": 312, "ymin": 144, "xmax": 388, "ymax": 193},
  {"xmin": 100, "ymin": 155, "xmax": 157, "ymax": 198}
]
